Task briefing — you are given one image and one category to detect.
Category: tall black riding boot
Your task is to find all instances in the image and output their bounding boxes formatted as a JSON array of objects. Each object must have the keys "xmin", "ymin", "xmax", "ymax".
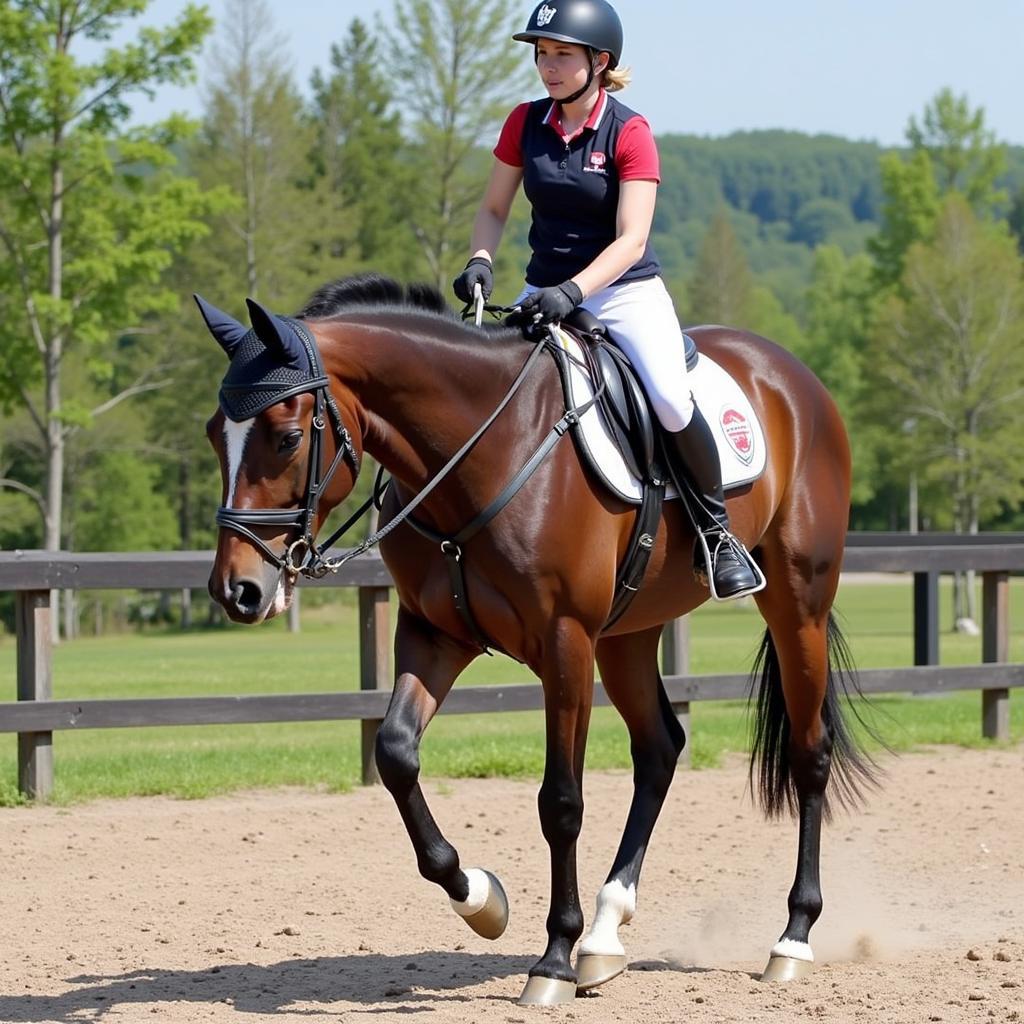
[{"xmin": 664, "ymin": 407, "xmax": 763, "ymax": 600}]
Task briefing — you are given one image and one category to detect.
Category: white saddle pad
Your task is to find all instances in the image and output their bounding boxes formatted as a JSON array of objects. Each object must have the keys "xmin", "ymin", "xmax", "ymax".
[{"xmin": 554, "ymin": 328, "xmax": 767, "ymax": 505}]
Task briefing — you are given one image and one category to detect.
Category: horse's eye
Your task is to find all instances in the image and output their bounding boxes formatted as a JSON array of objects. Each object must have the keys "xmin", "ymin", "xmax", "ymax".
[{"xmin": 278, "ymin": 430, "xmax": 303, "ymax": 453}]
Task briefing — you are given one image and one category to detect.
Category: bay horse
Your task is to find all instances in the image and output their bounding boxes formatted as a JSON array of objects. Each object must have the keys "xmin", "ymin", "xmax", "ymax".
[{"xmin": 199, "ymin": 274, "xmax": 874, "ymax": 1006}]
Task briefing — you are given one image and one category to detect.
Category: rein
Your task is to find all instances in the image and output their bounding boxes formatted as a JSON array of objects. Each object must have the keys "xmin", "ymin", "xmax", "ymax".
[{"xmin": 309, "ymin": 320, "xmax": 604, "ymax": 587}]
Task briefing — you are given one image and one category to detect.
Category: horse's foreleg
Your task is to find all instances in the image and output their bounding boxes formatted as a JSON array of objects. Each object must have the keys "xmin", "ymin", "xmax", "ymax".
[
  {"xmin": 519, "ymin": 617, "xmax": 596, "ymax": 1006},
  {"xmin": 375, "ymin": 608, "xmax": 508, "ymax": 939},
  {"xmin": 574, "ymin": 627, "xmax": 686, "ymax": 991}
]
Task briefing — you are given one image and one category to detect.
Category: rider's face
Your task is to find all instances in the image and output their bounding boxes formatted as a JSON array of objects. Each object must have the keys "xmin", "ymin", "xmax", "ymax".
[{"xmin": 535, "ymin": 39, "xmax": 601, "ymax": 102}]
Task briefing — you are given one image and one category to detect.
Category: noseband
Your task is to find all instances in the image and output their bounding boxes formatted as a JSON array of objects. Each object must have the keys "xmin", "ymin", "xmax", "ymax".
[{"xmin": 215, "ymin": 318, "xmax": 360, "ymax": 580}]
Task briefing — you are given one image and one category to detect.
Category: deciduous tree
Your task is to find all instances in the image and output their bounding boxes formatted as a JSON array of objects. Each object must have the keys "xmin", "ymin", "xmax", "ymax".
[
  {"xmin": 870, "ymin": 197, "xmax": 1024, "ymax": 615},
  {"xmin": 381, "ymin": 0, "xmax": 532, "ymax": 290},
  {"xmin": 870, "ymin": 90, "xmax": 1006, "ymax": 289},
  {"xmin": 0, "ymin": 0, "xmax": 215, "ymax": 552}
]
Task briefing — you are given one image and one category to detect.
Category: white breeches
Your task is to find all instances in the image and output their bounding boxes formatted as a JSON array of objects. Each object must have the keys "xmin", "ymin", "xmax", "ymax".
[{"xmin": 516, "ymin": 275, "xmax": 694, "ymax": 432}]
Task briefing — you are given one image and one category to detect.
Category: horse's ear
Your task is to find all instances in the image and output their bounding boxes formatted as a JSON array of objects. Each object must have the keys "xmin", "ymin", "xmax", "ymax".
[
  {"xmin": 193, "ymin": 294, "xmax": 249, "ymax": 358},
  {"xmin": 246, "ymin": 298, "xmax": 305, "ymax": 369}
]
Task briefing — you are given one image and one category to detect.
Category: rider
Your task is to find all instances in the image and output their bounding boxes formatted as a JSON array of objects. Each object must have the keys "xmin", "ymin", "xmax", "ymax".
[{"xmin": 453, "ymin": 0, "xmax": 761, "ymax": 600}]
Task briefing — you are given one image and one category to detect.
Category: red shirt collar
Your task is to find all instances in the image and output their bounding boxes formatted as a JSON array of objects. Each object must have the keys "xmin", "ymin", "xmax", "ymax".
[{"xmin": 543, "ymin": 89, "xmax": 608, "ymax": 138}]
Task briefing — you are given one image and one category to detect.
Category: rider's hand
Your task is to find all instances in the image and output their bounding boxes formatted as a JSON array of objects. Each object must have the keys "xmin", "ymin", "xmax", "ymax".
[
  {"xmin": 517, "ymin": 280, "xmax": 583, "ymax": 325},
  {"xmin": 453, "ymin": 257, "xmax": 494, "ymax": 304}
]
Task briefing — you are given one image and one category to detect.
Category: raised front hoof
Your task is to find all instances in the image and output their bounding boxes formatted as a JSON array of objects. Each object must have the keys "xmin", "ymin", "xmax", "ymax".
[
  {"xmin": 452, "ymin": 869, "xmax": 509, "ymax": 940},
  {"xmin": 575, "ymin": 952, "xmax": 627, "ymax": 992},
  {"xmin": 518, "ymin": 975, "xmax": 577, "ymax": 1006},
  {"xmin": 761, "ymin": 955, "xmax": 814, "ymax": 982}
]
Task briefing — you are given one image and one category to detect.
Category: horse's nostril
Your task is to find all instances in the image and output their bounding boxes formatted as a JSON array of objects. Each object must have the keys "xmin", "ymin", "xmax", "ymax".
[{"xmin": 230, "ymin": 577, "xmax": 264, "ymax": 614}]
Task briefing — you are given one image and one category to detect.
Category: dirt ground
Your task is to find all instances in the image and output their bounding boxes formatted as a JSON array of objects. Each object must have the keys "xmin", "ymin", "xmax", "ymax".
[{"xmin": 1, "ymin": 745, "xmax": 1022, "ymax": 1024}]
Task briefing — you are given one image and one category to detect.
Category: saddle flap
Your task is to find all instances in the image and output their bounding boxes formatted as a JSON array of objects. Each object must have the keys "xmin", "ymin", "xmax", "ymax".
[{"xmin": 593, "ymin": 344, "xmax": 657, "ymax": 474}]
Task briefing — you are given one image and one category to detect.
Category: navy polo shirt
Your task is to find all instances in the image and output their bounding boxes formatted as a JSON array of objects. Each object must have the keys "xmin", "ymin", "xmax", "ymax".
[{"xmin": 494, "ymin": 90, "xmax": 662, "ymax": 288}]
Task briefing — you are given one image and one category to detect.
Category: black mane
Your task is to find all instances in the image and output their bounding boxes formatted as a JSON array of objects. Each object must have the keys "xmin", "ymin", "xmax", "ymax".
[{"xmin": 297, "ymin": 272, "xmax": 456, "ymax": 321}]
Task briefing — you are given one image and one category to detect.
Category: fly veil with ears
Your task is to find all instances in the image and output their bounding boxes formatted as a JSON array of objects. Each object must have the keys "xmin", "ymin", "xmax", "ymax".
[{"xmin": 196, "ymin": 295, "xmax": 359, "ymax": 578}]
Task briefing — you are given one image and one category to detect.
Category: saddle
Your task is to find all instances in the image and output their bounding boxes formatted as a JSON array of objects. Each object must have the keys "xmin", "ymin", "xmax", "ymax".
[
  {"xmin": 545, "ymin": 309, "xmax": 766, "ymax": 624},
  {"xmin": 560, "ymin": 308, "xmax": 699, "ymax": 485}
]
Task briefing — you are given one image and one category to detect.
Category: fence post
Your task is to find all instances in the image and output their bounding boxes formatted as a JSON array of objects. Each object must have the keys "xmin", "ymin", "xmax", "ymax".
[
  {"xmin": 661, "ymin": 616, "xmax": 691, "ymax": 768},
  {"xmin": 981, "ymin": 571, "xmax": 1010, "ymax": 742},
  {"xmin": 359, "ymin": 586, "xmax": 391, "ymax": 785},
  {"xmin": 16, "ymin": 590, "xmax": 54, "ymax": 800},
  {"xmin": 913, "ymin": 571, "xmax": 939, "ymax": 666}
]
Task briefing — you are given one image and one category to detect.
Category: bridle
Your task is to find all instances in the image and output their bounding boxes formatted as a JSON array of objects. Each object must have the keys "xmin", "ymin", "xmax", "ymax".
[{"xmin": 215, "ymin": 318, "xmax": 360, "ymax": 581}]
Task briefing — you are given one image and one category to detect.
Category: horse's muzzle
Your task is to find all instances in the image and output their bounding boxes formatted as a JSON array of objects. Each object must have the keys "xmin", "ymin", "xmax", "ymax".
[{"xmin": 209, "ymin": 562, "xmax": 283, "ymax": 624}]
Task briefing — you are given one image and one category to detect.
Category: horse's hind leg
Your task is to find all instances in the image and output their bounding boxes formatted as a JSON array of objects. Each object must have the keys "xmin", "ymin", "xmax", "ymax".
[
  {"xmin": 753, "ymin": 608, "xmax": 831, "ymax": 982},
  {"xmin": 575, "ymin": 626, "xmax": 686, "ymax": 991},
  {"xmin": 751, "ymin": 538, "xmax": 870, "ymax": 982},
  {"xmin": 375, "ymin": 607, "xmax": 509, "ymax": 940}
]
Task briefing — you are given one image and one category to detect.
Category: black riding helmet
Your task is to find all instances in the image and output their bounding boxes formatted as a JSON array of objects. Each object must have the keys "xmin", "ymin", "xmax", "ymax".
[{"xmin": 513, "ymin": 0, "xmax": 624, "ymax": 69}]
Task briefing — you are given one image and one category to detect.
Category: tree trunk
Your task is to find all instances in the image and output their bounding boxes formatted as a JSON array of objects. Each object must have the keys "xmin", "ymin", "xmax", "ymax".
[
  {"xmin": 63, "ymin": 589, "xmax": 77, "ymax": 640},
  {"xmin": 46, "ymin": 28, "xmax": 67, "ymax": 642}
]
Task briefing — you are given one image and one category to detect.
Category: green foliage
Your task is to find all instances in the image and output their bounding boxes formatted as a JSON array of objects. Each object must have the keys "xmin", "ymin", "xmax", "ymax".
[
  {"xmin": 381, "ymin": 0, "xmax": 533, "ymax": 289},
  {"xmin": 790, "ymin": 197, "xmax": 856, "ymax": 247},
  {"xmin": 868, "ymin": 196, "xmax": 1024, "ymax": 530},
  {"xmin": 870, "ymin": 90, "xmax": 1007, "ymax": 291},
  {"xmin": 801, "ymin": 246, "xmax": 882, "ymax": 505},
  {"xmin": 0, "ymin": 0, "xmax": 217, "ymax": 548},
  {"xmin": 868, "ymin": 149, "xmax": 942, "ymax": 289},
  {"xmin": 906, "ymin": 88, "xmax": 1008, "ymax": 210},
  {"xmin": 686, "ymin": 210, "xmax": 755, "ymax": 326},
  {"xmin": 73, "ymin": 451, "xmax": 178, "ymax": 551},
  {"xmin": 309, "ymin": 19, "xmax": 415, "ymax": 276},
  {"xmin": 190, "ymin": 0, "xmax": 328, "ymax": 311},
  {"xmin": 1010, "ymin": 185, "xmax": 1024, "ymax": 255}
]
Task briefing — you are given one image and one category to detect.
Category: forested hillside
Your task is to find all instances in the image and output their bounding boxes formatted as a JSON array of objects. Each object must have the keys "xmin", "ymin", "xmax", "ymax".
[{"xmin": 652, "ymin": 132, "xmax": 1024, "ymax": 306}]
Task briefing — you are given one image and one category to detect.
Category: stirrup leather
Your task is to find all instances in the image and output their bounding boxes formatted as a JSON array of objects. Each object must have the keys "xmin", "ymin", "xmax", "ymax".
[{"xmin": 693, "ymin": 528, "xmax": 767, "ymax": 602}]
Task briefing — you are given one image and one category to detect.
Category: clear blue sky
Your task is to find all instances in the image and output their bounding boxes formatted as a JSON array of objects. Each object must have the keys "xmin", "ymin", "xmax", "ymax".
[{"xmin": 128, "ymin": 0, "xmax": 1024, "ymax": 146}]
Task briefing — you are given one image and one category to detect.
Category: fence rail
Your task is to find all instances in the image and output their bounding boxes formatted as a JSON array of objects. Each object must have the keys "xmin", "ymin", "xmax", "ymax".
[{"xmin": 1, "ymin": 534, "xmax": 1021, "ymax": 800}]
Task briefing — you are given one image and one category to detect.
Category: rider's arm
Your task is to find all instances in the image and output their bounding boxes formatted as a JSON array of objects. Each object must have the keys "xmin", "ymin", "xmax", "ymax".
[
  {"xmin": 468, "ymin": 159, "xmax": 524, "ymax": 263},
  {"xmin": 569, "ymin": 178, "xmax": 658, "ymax": 299}
]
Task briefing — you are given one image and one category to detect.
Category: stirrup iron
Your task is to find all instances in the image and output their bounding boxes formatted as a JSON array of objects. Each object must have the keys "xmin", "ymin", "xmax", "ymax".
[{"xmin": 693, "ymin": 527, "xmax": 766, "ymax": 602}]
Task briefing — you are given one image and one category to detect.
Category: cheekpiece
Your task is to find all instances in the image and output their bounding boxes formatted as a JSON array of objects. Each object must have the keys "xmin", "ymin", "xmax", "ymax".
[{"xmin": 218, "ymin": 325, "xmax": 327, "ymax": 422}]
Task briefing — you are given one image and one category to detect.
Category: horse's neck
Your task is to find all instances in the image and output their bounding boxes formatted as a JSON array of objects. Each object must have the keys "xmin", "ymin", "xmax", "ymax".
[{"xmin": 321, "ymin": 314, "xmax": 527, "ymax": 486}]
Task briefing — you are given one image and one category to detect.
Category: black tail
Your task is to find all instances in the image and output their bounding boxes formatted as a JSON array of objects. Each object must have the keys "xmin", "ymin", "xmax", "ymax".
[{"xmin": 748, "ymin": 613, "xmax": 881, "ymax": 820}]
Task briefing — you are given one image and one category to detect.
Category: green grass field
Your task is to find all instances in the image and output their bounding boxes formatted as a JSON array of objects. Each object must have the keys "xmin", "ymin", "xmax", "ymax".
[{"xmin": 0, "ymin": 577, "xmax": 1021, "ymax": 805}]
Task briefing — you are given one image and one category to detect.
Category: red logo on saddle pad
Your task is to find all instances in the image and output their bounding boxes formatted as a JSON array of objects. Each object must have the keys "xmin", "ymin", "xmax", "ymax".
[{"xmin": 720, "ymin": 407, "xmax": 754, "ymax": 465}]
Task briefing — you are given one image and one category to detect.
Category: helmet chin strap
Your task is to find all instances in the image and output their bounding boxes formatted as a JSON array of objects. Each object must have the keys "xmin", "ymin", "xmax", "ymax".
[
  {"xmin": 562, "ymin": 49, "xmax": 598, "ymax": 105},
  {"xmin": 536, "ymin": 45, "xmax": 603, "ymax": 108}
]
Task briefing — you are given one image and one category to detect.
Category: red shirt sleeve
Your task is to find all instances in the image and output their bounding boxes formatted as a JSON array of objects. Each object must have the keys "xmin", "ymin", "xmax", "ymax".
[
  {"xmin": 616, "ymin": 115, "xmax": 660, "ymax": 182},
  {"xmin": 493, "ymin": 103, "xmax": 531, "ymax": 167}
]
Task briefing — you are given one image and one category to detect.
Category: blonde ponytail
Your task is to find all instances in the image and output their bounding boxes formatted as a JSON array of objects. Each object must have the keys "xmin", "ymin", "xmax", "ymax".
[{"xmin": 603, "ymin": 65, "xmax": 632, "ymax": 92}]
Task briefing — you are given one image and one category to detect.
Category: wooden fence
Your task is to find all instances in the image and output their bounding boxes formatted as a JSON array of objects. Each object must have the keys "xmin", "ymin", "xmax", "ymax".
[{"xmin": 1, "ymin": 534, "xmax": 1022, "ymax": 800}]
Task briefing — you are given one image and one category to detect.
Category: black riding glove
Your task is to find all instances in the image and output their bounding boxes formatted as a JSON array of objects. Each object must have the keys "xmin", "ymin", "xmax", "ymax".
[
  {"xmin": 517, "ymin": 280, "xmax": 584, "ymax": 325},
  {"xmin": 453, "ymin": 257, "xmax": 494, "ymax": 304}
]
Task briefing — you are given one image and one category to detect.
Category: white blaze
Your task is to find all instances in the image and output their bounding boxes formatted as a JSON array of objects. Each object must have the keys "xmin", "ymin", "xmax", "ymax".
[{"xmin": 224, "ymin": 418, "xmax": 255, "ymax": 506}]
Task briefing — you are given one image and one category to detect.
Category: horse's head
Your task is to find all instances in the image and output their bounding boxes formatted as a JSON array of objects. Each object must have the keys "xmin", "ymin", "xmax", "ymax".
[{"xmin": 197, "ymin": 295, "xmax": 362, "ymax": 623}]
